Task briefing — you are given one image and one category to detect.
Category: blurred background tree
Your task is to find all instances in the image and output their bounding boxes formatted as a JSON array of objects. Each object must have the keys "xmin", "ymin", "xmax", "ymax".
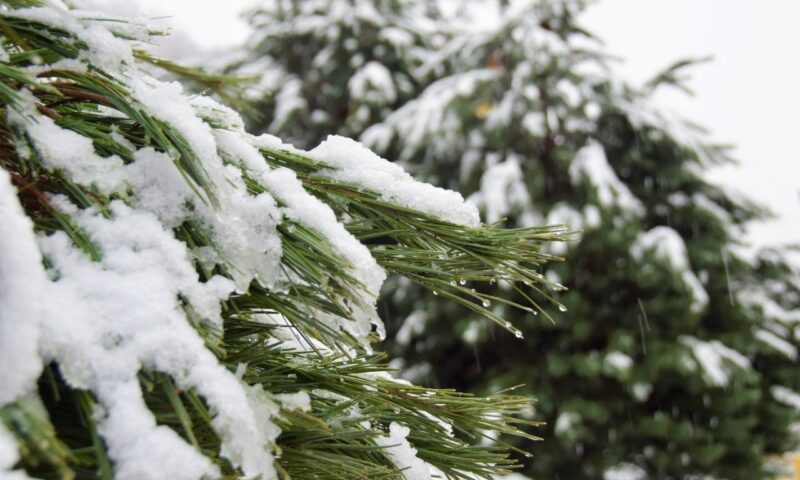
[{"xmin": 236, "ymin": 0, "xmax": 800, "ymax": 478}]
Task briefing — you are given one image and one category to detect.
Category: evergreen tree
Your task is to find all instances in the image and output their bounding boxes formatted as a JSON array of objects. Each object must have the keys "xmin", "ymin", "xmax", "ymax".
[
  {"xmin": 0, "ymin": 2, "xmax": 568, "ymax": 479},
  {"xmin": 237, "ymin": 0, "xmax": 800, "ymax": 478},
  {"xmin": 232, "ymin": 0, "xmax": 445, "ymax": 147}
]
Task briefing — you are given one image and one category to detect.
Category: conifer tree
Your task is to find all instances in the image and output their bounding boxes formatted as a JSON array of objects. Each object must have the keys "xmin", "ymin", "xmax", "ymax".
[
  {"xmin": 238, "ymin": 0, "xmax": 800, "ymax": 478},
  {"xmin": 0, "ymin": 2, "xmax": 569, "ymax": 479},
  {"xmin": 232, "ymin": 0, "xmax": 445, "ymax": 147}
]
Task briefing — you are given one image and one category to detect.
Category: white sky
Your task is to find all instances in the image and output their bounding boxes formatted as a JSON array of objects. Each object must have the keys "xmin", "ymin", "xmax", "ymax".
[
  {"xmin": 582, "ymin": 0, "xmax": 800, "ymax": 250},
  {"xmin": 95, "ymin": 0, "xmax": 799, "ymax": 250}
]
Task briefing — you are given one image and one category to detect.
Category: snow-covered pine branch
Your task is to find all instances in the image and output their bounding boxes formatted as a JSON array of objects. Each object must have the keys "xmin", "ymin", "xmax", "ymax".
[{"xmin": 0, "ymin": 2, "xmax": 568, "ymax": 479}]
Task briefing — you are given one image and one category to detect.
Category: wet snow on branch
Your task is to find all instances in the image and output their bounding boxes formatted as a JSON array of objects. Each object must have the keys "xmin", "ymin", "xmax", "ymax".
[
  {"xmin": 680, "ymin": 336, "xmax": 750, "ymax": 387},
  {"xmin": 569, "ymin": 140, "xmax": 644, "ymax": 215},
  {"xmin": 631, "ymin": 226, "xmax": 709, "ymax": 313},
  {"xmin": 0, "ymin": 3, "xmax": 497, "ymax": 477},
  {"xmin": 311, "ymin": 135, "xmax": 481, "ymax": 227},
  {"xmin": 0, "ymin": 169, "xmax": 45, "ymax": 406}
]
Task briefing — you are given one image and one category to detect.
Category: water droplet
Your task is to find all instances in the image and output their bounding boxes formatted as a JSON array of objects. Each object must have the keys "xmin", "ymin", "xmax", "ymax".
[
  {"xmin": 482, "ymin": 299, "xmax": 491, "ymax": 308},
  {"xmin": 459, "ymin": 278, "xmax": 467, "ymax": 285},
  {"xmin": 558, "ymin": 304, "xmax": 567, "ymax": 312},
  {"xmin": 433, "ymin": 291, "xmax": 439, "ymax": 296},
  {"xmin": 449, "ymin": 280, "xmax": 456, "ymax": 286},
  {"xmin": 514, "ymin": 331, "xmax": 524, "ymax": 339},
  {"xmin": 532, "ymin": 310, "xmax": 539, "ymax": 316},
  {"xmin": 505, "ymin": 321, "xmax": 512, "ymax": 328}
]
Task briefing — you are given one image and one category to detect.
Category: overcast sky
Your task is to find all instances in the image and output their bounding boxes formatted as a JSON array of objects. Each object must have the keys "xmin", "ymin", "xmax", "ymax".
[
  {"xmin": 95, "ymin": 0, "xmax": 799, "ymax": 250},
  {"xmin": 582, "ymin": 0, "xmax": 800, "ymax": 250}
]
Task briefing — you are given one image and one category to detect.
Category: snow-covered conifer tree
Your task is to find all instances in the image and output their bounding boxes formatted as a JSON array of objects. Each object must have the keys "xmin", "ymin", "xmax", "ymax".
[
  {"xmin": 236, "ymin": 0, "xmax": 800, "ymax": 478},
  {"xmin": 0, "ymin": 2, "xmax": 569, "ymax": 479}
]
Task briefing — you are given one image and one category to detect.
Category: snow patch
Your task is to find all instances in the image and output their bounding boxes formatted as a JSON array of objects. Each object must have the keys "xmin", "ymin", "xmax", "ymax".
[
  {"xmin": 0, "ymin": 169, "xmax": 45, "ymax": 406},
  {"xmin": 772, "ymin": 386, "xmax": 800, "ymax": 410},
  {"xmin": 349, "ymin": 61, "xmax": 397, "ymax": 104},
  {"xmin": 631, "ymin": 226, "xmax": 709, "ymax": 313},
  {"xmin": 604, "ymin": 463, "xmax": 647, "ymax": 480},
  {"xmin": 374, "ymin": 422, "xmax": 432, "ymax": 480},
  {"xmin": 569, "ymin": 140, "xmax": 644, "ymax": 215},
  {"xmin": 0, "ymin": 423, "xmax": 32, "ymax": 480},
  {"xmin": 755, "ymin": 329, "xmax": 798, "ymax": 360},
  {"xmin": 312, "ymin": 135, "xmax": 480, "ymax": 227},
  {"xmin": 680, "ymin": 336, "xmax": 750, "ymax": 387}
]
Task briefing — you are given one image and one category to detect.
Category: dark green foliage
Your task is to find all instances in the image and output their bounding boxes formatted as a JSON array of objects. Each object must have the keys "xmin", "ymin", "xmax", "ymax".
[{"xmin": 239, "ymin": 1, "xmax": 800, "ymax": 478}]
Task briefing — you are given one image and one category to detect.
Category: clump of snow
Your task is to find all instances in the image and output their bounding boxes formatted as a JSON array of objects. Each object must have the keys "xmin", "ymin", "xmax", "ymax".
[
  {"xmin": 631, "ymin": 226, "xmax": 709, "ymax": 313},
  {"xmin": 0, "ymin": 423, "xmax": 32, "ymax": 480},
  {"xmin": 545, "ymin": 203, "xmax": 585, "ymax": 255},
  {"xmin": 755, "ymin": 329, "xmax": 798, "ymax": 360},
  {"xmin": 0, "ymin": 169, "xmax": 45, "ymax": 406},
  {"xmin": 468, "ymin": 154, "xmax": 530, "ymax": 224},
  {"xmin": 269, "ymin": 78, "xmax": 307, "ymax": 132},
  {"xmin": 311, "ymin": 135, "xmax": 481, "ymax": 227},
  {"xmin": 396, "ymin": 311, "xmax": 428, "ymax": 346},
  {"xmin": 375, "ymin": 422, "xmax": 432, "ymax": 480},
  {"xmin": 349, "ymin": 61, "xmax": 397, "ymax": 104},
  {"xmin": 569, "ymin": 140, "xmax": 644, "ymax": 215},
  {"xmin": 276, "ymin": 391, "xmax": 312, "ymax": 412},
  {"xmin": 604, "ymin": 351, "xmax": 634, "ymax": 373},
  {"xmin": 6, "ymin": 5, "xmax": 136, "ymax": 73},
  {"xmin": 603, "ymin": 463, "xmax": 647, "ymax": 480},
  {"xmin": 36, "ymin": 199, "xmax": 278, "ymax": 479},
  {"xmin": 772, "ymin": 386, "xmax": 800, "ymax": 410},
  {"xmin": 554, "ymin": 411, "xmax": 581, "ymax": 437},
  {"xmin": 739, "ymin": 289, "xmax": 800, "ymax": 325},
  {"xmin": 680, "ymin": 336, "xmax": 751, "ymax": 387},
  {"xmin": 213, "ymin": 128, "xmax": 386, "ymax": 342},
  {"xmin": 631, "ymin": 383, "xmax": 652, "ymax": 402},
  {"xmin": 7, "ymin": 92, "xmax": 126, "ymax": 194}
]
